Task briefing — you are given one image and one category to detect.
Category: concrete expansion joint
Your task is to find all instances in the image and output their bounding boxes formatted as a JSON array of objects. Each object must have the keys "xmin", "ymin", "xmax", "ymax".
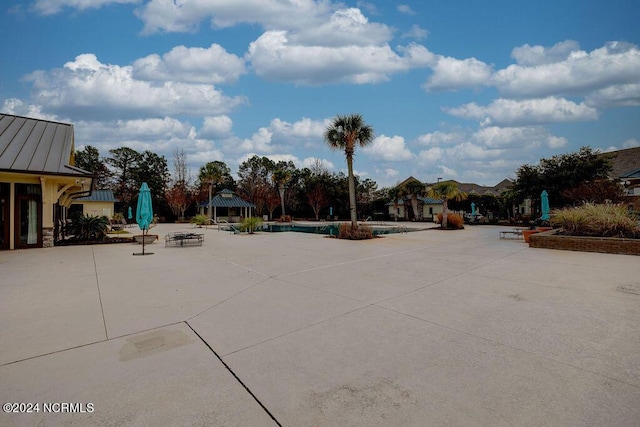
[{"xmin": 185, "ymin": 321, "xmax": 283, "ymax": 427}]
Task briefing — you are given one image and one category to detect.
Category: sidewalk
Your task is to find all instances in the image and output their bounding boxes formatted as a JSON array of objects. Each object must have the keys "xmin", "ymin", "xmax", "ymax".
[{"xmin": 1, "ymin": 224, "xmax": 639, "ymax": 426}]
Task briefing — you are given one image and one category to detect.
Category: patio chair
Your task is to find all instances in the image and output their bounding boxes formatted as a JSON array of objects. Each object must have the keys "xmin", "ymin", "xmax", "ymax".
[{"xmin": 108, "ymin": 218, "xmax": 124, "ymax": 231}]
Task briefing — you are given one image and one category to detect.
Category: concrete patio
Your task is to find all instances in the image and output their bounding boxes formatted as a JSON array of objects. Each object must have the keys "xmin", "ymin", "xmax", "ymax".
[{"xmin": 1, "ymin": 224, "xmax": 639, "ymax": 426}]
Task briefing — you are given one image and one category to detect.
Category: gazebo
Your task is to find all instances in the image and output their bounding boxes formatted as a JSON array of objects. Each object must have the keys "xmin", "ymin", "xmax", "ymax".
[{"xmin": 197, "ymin": 189, "xmax": 256, "ymax": 223}]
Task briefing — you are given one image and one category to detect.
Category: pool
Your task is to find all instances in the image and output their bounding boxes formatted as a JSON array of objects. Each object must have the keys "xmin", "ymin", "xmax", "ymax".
[{"xmin": 261, "ymin": 223, "xmax": 416, "ymax": 235}]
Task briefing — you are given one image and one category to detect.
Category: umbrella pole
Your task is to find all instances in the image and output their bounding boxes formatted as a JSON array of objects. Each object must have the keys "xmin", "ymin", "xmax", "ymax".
[{"xmin": 134, "ymin": 227, "xmax": 154, "ymax": 256}]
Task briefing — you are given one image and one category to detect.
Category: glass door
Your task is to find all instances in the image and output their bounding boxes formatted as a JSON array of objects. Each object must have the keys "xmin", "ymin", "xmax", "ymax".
[
  {"xmin": 14, "ymin": 185, "xmax": 42, "ymax": 249},
  {"xmin": 0, "ymin": 183, "xmax": 8, "ymax": 250}
]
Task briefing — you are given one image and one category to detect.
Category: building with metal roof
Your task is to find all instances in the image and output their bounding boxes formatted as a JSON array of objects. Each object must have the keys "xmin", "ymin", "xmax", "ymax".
[
  {"xmin": 0, "ymin": 113, "xmax": 93, "ymax": 249},
  {"xmin": 72, "ymin": 190, "xmax": 119, "ymax": 218},
  {"xmin": 197, "ymin": 189, "xmax": 256, "ymax": 223}
]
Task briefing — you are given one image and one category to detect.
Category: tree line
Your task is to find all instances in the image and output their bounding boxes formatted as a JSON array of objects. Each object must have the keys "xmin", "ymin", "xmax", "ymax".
[
  {"xmin": 74, "ymin": 146, "xmax": 385, "ymax": 222},
  {"xmin": 75, "ymin": 111, "xmax": 623, "ymax": 225}
]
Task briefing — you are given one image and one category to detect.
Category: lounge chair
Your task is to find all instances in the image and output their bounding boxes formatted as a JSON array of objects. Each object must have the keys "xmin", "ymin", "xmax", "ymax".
[{"xmin": 108, "ymin": 218, "xmax": 124, "ymax": 231}]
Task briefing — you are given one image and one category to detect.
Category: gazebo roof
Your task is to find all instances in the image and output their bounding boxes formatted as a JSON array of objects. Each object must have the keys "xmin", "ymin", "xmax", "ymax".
[{"xmin": 198, "ymin": 189, "xmax": 256, "ymax": 208}]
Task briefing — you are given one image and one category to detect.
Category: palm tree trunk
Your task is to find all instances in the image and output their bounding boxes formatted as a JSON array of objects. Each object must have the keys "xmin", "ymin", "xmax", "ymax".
[
  {"xmin": 442, "ymin": 200, "xmax": 448, "ymax": 228},
  {"xmin": 411, "ymin": 195, "xmax": 419, "ymax": 220},
  {"xmin": 346, "ymin": 155, "xmax": 358, "ymax": 229},
  {"xmin": 208, "ymin": 184, "xmax": 213, "ymax": 220},
  {"xmin": 279, "ymin": 186, "xmax": 286, "ymax": 218}
]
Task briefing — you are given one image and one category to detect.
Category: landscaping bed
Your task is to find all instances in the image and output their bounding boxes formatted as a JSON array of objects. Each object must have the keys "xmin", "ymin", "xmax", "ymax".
[
  {"xmin": 55, "ymin": 237, "xmax": 133, "ymax": 246},
  {"xmin": 529, "ymin": 229, "xmax": 640, "ymax": 256}
]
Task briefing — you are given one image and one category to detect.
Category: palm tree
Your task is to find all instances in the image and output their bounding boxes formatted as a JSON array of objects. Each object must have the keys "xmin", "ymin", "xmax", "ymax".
[
  {"xmin": 401, "ymin": 180, "xmax": 426, "ymax": 220},
  {"xmin": 427, "ymin": 181, "xmax": 467, "ymax": 228},
  {"xmin": 324, "ymin": 114, "xmax": 374, "ymax": 229},
  {"xmin": 272, "ymin": 167, "xmax": 292, "ymax": 219},
  {"xmin": 198, "ymin": 161, "xmax": 230, "ymax": 221}
]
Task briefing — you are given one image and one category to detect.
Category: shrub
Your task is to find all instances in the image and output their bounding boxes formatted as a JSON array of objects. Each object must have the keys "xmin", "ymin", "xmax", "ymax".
[
  {"xmin": 69, "ymin": 214, "xmax": 109, "ymax": 241},
  {"xmin": 436, "ymin": 213, "xmax": 465, "ymax": 229},
  {"xmin": 190, "ymin": 214, "xmax": 208, "ymax": 226},
  {"xmin": 551, "ymin": 203, "xmax": 639, "ymax": 238},
  {"xmin": 240, "ymin": 216, "xmax": 263, "ymax": 234},
  {"xmin": 112, "ymin": 212, "xmax": 125, "ymax": 222},
  {"xmin": 337, "ymin": 224, "xmax": 374, "ymax": 240}
]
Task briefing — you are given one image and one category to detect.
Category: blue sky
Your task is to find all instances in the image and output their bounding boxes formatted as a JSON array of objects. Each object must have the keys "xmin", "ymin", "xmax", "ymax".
[{"xmin": 1, "ymin": 0, "xmax": 639, "ymax": 187}]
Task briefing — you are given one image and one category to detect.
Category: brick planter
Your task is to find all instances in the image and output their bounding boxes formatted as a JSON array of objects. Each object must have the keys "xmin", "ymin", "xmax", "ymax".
[{"xmin": 529, "ymin": 229, "xmax": 640, "ymax": 256}]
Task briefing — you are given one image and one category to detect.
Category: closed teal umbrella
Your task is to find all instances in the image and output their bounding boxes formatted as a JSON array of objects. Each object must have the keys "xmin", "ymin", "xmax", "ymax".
[
  {"xmin": 127, "ymin": 206, "xmax": 133, "ymax": 220},
  {"xmin": 134, "ymin": 182, "xmax": 154, "ymax": 256},
  {"xmin": 541, "ymin": 190, "xmax": 550, "ymax": 221},
  {"xmin": 471, "ymin": 202, "xmax": 476, "ymax": 216}
]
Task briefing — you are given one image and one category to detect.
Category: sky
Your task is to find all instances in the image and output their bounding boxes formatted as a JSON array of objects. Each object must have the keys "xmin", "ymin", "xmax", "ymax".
[{"xmin": 1, "ymin": 0, "xmax": 639, "ymax": 187}]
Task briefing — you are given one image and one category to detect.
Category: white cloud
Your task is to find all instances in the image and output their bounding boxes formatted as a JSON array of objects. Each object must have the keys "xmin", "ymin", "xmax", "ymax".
[
  {"xmin": 356, "ymin": 1, "xmax": 378, "ymax": 16},
  {"xmin": 247, "ymin": 31, "xmax": 433, "ymax": 84},
  {"xmin": 493, "ymin": 41, "xmax": 640, "ymax": 99},
  {"xmin": 188, "ymin": 149, "xmax": 225, "ymax": 165},
  {"xmin": 201, "ymin": 116, "xmax": 233, "ymax": 138},
  {"xmin": 384, "ymin": 168, "xmax": 399, "ymax": 178},
  {"xmin": 24, "ymin": 54, "xmax": 245, "ymax": 120},
  {"xmin": 270, "ymin": 117, "xmax": 328, "ymax": 140},
  {"xmin": 414, "ymin": 126, "xmax": 570, "ymax": 184},
  {"xmin": 1, "ymin": 98, "xmax": 59, "ymax": 121},
  {"xmin": 447, "ymin": 142, "xmax": 506, "ymax": 160},
  {"xmin": 473, "ymin": 126, "xmax": 566, "ymax": 149},
  {"xmin": 585, "ymin": 83, "xmax": 640, "ymax": 108},
  {"xmin": 622, "ymin": 138, "xmax": 640, "ymax": 149},
  {"xmin": 352, "ymin": 169, "xmax": 368, "ymax": 178},
  {"xmin": 546, "ymin": 135, "xmax": 568, "ymax": 149},
  {"xmin": 417, "ymin": 147, "xmax": 444, "ymax": 164},
  {"xmin": 445, "ymin": 97, "xmax": 598, "ymax": 126},
  {"xmin": 397, "ymin": 5, "xmax": 415, "ymax": 15},
  {"xmin": 238, "ymin": 127, "xmax": 274, "ymax": 153},
  {"xmin": 132, "ymin": 44, "xmax": 246, "ymax": 84},
  {"xmin": 136, "ymin": 0, "xmax": 333, "ymax": 34},
  {"xmin": 32, "ymin": 0, "xmax": 138, "ymax": 15},
  {"xmin": 511, "ymin": 40, "xmax": 580, "ymax": 66},
  {"xmin": 416, "ymin": 130, "xmax": 464, "ymax": 147},
  {"xmin": 424, "ymin": 56, "xmax": 492, "ymax": 91},
  {"xmin": 302, "ymin": 157, "xmax": 335, "ymax": 170},
  {"xmin": 289, "ymin": 8, "xmax": 392, "ymax": 47},
  {"xmin": 363, "ymin": 135, "xmax": 413, "ymax": 161},
  {"xmin": 73, "ymin": 117, "xmax": 208, "ymax": 161},
  {"xmin": 402, "ymin": 24, "xmax": 429, "ymax": 41}
]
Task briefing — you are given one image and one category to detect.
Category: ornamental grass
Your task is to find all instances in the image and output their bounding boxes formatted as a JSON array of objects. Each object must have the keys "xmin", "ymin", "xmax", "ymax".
[
  {"xmin": 436, "ymin": 213, "xmax": 465, "ymax": 229},
  {"xmin": 338, "ymin": 223, "xmax": 374, "ymax": 240},
  {"xmin": 551, "ymin": 203, "xmax": 639, "ymax": 238}
]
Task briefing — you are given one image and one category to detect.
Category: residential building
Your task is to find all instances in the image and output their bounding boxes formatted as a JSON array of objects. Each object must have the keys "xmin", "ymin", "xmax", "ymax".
[
  {"xmin": 71, "ymin": 189, "xmax": 119, "ymax": 218},
  {"xmin": 606, "ymin": 146, "xmax": 640, "ymax": 210}
]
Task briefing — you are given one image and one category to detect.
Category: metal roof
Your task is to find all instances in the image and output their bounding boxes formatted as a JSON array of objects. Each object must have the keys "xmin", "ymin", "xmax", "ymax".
[
  {"xmin": 198, "ymin": 190, "xmax": 256, "ymax": 208},
  {"xmin": 418, "ymin": 196, "xmax": 443, "ymax": 204},
  {"xmin": 75, "ymin": 190, "xmax": 119, "ymax": 202},
  {"xmin": 386, "ymin": 197, "xmax": 443, "ymax": 206},
  {"xmin": 0, "ymin": 113, "xmax": 92, "ymax": 177}
]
